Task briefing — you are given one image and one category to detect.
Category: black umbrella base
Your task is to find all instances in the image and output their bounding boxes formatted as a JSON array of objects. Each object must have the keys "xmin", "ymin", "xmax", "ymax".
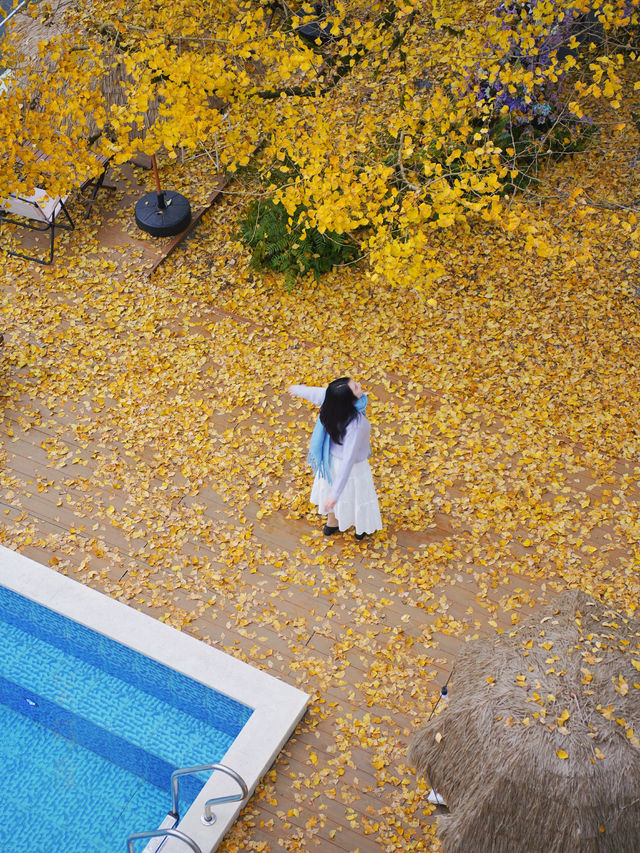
[{"xmin": 135, "ymin": 191, "xmax": 191, "ymax": 237}]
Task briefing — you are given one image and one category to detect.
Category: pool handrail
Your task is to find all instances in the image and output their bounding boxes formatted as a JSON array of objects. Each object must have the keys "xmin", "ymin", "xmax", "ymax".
[
  {"xmin": 126, "ymin": 827, "xmax": 202, "ymax": 853},
  {"xmin": 170, "ymin": 762, "xmax": 248, "ymax": 823}
]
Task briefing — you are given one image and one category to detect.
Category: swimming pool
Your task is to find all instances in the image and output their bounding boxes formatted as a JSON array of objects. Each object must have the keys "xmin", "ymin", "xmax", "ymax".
[
  {"xmin": 0, "ymin": 584, "xmax": 252, "ymax": 852},
  {"xmin": 0, "ymin": 546, "xmax": 308, "ymax": 853}
]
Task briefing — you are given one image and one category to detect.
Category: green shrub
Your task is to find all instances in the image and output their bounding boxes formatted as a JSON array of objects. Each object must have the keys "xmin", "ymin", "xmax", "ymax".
[{"xmin": 239, "ymin": 198, "xmax": 360, "ymax": 290}]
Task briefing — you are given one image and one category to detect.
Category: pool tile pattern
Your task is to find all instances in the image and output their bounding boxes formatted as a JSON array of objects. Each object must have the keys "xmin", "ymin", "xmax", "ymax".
[{"xmin": 0, "ymin": 585, "xmax": 254, "ymax": 852}]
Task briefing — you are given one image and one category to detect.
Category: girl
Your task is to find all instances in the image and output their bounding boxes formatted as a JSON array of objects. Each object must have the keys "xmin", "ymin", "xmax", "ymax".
[{"xmin": 288, "ymin": 377, "xmax": 382, "ymax": 539}]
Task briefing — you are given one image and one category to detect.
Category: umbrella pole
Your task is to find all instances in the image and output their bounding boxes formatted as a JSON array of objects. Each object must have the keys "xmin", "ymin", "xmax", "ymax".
[
  {"xmin": 151, "ymin": 154, "xmax": 166, "ymax": 210},
  {"xmin": 422, "ymin": 671, "xmax": 455, "ymax": 808}
]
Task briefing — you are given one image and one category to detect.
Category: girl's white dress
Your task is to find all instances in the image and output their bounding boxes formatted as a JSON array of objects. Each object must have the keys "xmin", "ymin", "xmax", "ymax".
[{"xmin": 290, "ymin": 385, "xmax": 383, "ymax": 536}]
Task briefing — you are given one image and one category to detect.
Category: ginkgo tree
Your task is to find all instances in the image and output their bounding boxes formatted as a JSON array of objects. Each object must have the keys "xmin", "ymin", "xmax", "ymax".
[{"xmin": 1, "ymin": 0, "xmax": 639, "ymax": 285}]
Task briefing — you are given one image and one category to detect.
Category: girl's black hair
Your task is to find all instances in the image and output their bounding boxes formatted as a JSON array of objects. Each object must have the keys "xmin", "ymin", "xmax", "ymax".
[{"xmin": 319, "ymin": 377, "xmax": 358, "ymax": 445}]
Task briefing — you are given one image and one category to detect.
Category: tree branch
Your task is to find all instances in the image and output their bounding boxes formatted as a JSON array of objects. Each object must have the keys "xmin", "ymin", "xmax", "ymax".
[
  {"xmin": 397, "ymin": 131, "xmax": 422, "ymax": 192},
  {"xmin": 583, "ymin": 195, "xmax": 640, "ymax": 211}
]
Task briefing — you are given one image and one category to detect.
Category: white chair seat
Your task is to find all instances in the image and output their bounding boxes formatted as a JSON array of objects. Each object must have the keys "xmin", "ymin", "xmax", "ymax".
[
  {"xmin": 2, "ymin": 189, "xmax": 68, "ymax": 224},
  {"xmin": 1, "ymin": 185, "xmax": 74, "ymax": 264}
]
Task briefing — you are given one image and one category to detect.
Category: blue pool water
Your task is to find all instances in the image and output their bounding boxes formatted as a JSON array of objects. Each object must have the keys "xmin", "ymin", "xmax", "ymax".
[{"xmin": 0, "ymin": 585, "xmax": 253, "ymax": 853}]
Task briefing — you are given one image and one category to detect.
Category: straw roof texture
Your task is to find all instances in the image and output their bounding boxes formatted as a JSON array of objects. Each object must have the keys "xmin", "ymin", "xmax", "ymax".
[
  {"xmin": 2, "ymin": 3, "xmax": 159, "ymax": 141},
  {"xmin": 4, "ymin": 4, "xmax": 229, "ymax": 149},
  {"xmin": 409, "ymin": 590, "xmax": 640, "ymax": 853},
  {"xmin": 3, "ymin": 0, "xmax": 69, "ymax": 60},
  {"xmin": 97, "ymin": 58, "xmax": 161, "ymax": 142}
]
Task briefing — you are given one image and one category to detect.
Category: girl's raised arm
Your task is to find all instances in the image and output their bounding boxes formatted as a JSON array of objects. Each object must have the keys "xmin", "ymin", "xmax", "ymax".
[{"xmin": 288, "ymin": 385, "xmax": 326, "ymax": 406}]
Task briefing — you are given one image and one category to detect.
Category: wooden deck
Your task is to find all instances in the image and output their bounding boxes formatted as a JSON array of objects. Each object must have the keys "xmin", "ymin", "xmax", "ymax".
[
  {"xmin": 1, "ymin": 155, "xmax": 229, "ymax": 273},
  {"xmin": 1, "ymin": 173, "xmax": 638, "ymax": 852}
]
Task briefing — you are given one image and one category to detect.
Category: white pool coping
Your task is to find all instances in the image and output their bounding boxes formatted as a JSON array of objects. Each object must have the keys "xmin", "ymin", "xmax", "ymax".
[{"xmin": 0, "ymin": 545, "xmax": 309, "ymax": 853}]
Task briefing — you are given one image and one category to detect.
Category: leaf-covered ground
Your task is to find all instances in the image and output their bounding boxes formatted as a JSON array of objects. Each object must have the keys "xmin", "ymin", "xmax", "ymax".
[{"xmin": 1, "ymin": 151, "xmax": 639, "ymax": 852}]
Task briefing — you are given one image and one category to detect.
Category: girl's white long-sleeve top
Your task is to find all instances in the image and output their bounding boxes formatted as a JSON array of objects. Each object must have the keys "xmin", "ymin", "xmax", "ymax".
[{"xmin": 290, "ymin": 385, "xmax": 371, "ymax": 502}]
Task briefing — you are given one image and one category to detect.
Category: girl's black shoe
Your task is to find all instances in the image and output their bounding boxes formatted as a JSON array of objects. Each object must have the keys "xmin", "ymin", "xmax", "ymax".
[
  {"xmin": 355, "ymin": 532, "xmax": 368, "ymax": 540},
  {"xmin": 323, "ymin": 524, "xmax": 339, "ymax": 536}
]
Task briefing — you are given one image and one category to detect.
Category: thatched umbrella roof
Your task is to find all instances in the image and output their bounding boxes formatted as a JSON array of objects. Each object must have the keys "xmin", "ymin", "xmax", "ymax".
[
  {"xmin": 2, "ymin": 0, "xmax": 68, "ymax": 60},
  {"xmin": 409, "ymin": 590, "xmax": 640, "ymax": 853},
  {"xmin": 97, "ymin": 57, "xmax": 161, "ymax": 142},
  {"xmin": 4, "ymin": 4, "xmax": 228, "ymax": 150},
  {"xmin": 2, "ymin": 2, "xmax": 160, "ymax": 142}
]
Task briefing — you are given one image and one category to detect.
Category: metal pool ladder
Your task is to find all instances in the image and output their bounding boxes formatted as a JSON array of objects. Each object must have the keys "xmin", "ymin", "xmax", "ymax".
[
  {"xmin": 126, "ymin": 828, "xmax": 202, "ymax": 853},
  {"xmin": 126, "ymin": 762, "xmax": 248, "ymax": 852}
]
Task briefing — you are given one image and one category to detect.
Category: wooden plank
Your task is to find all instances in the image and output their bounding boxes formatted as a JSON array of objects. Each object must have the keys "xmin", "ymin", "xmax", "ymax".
[{"xmin": 148, "ymin": 174, "xmax": 231, "ymax": 274}]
